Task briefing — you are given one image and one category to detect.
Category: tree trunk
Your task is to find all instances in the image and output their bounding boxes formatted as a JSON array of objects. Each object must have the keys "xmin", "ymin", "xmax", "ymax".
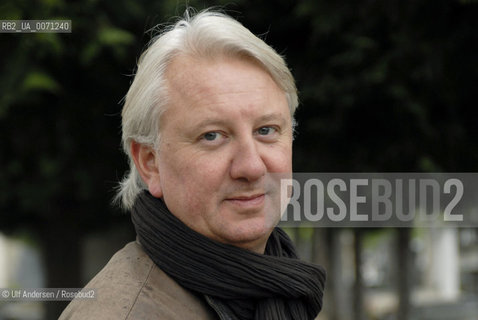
[
  {"xmin": 313, "ymin": 228, "xmax": 344, "ymax": 320},
  {"xmin": 353, "ymin": 229, "xmax": 364, "ymax": 320},
  {"xmin": 397, "ymin": 228, "xmax": 411, "ymax": 320},
  {"xmin": 40, "ymin": 219, "xmax": 81, "ymax": 320}
]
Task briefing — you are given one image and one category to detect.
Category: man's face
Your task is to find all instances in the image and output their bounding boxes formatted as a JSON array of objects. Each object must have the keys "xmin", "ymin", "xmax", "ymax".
[{"xmin": 152, "ymin": 55, "xmax": 292, "ymax": 252}]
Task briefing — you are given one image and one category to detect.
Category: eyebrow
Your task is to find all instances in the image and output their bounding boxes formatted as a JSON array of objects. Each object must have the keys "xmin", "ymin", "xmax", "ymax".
[
  {"xmin": 190, "ymin": 118, "xmax": 227, "ymax": 132},
  {"xmin": 191, "ymin": 112, "xmax": 288, "ymax": 131},
  {"xmin": 257, "ymin": 113, "xmax": 287, "ymax": 125}
]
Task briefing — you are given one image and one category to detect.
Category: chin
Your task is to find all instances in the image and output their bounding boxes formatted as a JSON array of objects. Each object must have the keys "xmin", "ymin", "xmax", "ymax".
[{"xmin": 220, "ymin": 220, "xmax": 275, "ymax": 251}]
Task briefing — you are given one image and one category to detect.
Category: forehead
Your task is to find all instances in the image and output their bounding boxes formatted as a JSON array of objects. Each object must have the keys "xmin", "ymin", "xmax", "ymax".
[
  {"xmin": 168, "ymin": 54, "xmax": 281, "ymax": 96},
  {"xmin": 161, "ymin": 54, "xmax": 288, "ymax": 122}
]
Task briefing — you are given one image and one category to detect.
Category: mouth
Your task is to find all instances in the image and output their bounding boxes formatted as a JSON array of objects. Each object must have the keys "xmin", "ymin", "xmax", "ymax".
[{"xmin": 225, "ymin": 193, "xmax": 266, "ymax": 208}]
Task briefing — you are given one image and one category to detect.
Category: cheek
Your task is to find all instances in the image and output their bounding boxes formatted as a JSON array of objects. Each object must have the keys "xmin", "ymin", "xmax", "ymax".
[
  {"xmin": 161, "ymin": 154, "xmax": 227, "ymax": 201},
  {"xmin": 164, "ymin": 160, "xmax": 227, "ymax": 225},
  {"xmin": 265, "ymin": 145, "xmax": 292, "ymax": 172},
  {"xmin": 194, "ymin": 157, "xmax": 230, "ymax": 189}
]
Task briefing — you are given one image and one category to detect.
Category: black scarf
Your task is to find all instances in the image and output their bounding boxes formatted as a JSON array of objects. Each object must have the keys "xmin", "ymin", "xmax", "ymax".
[{"xmin": 131, "ymin": 191, "xmax": 326, "ymax": 320}]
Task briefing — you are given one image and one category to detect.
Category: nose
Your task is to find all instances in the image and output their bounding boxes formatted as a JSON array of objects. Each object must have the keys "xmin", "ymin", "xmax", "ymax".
[{"xmin": 229, "ymin": 137, "xmax": 266, "ymax": 182}]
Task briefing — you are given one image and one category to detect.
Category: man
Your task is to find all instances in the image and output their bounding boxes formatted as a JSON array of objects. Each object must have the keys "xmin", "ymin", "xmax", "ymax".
[{"xmin": 60, "ymin": 9, "xmax": 325, "ymax": 320}]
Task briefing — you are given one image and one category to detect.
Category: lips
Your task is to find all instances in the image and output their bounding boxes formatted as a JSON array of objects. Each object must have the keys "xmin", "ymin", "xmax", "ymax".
[{"xmin": 225, "ymin": 193, "xmax": 265, "ymax": 208}]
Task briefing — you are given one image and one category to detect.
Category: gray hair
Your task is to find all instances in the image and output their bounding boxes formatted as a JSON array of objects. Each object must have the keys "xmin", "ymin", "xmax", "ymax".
[{"xmin": 116, "ymin": 9, "xmax": 299, "ymax": 210}]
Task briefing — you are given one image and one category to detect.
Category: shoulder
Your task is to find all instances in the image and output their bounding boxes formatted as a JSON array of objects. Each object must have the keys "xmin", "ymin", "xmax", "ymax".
[{"xmin": 59, "ymin": 241, "xmax": 217, "ymax": 320}]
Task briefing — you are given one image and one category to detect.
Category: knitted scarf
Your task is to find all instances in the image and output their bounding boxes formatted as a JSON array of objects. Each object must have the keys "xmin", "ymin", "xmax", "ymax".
[{"xmin": 131, "ymin": 191, "xmax": 326, "ymax": 320}]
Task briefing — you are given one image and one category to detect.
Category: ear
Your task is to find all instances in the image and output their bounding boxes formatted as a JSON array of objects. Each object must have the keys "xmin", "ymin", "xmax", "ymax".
[{"xmin": 130, "ymin": 141, "xmax": 163, "ymax": 198}]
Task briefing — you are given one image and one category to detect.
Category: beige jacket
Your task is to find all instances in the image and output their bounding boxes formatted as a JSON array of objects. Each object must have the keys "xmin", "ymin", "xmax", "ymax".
[{"xmin": 59, "ymin": 241, "xmax": 218, "ymax": 319}]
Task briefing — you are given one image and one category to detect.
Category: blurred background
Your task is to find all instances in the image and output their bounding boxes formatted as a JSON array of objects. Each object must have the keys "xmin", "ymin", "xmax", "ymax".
[{"xmin": 0, "ymin": 0, "xmax": 477, "ymax": 319}]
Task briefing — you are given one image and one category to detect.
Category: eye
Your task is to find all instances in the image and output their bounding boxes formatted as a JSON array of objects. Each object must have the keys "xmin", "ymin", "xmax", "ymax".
[
  {"xmin": 203, "ymin": 132, "xmax": 220, "ymax": 141},
  {"xmin": 257, "ymin": 126, "xmax": 277, "ymax": 136},
  {"xmin": 200, "ymin": 131, "xmax": 228, "ymax": 144}
]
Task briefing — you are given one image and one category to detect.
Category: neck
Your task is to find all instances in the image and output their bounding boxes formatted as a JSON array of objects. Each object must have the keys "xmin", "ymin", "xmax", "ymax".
[{"xmin": 216, "ymin": 230, "xmax": 273, "ymax": 254}]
